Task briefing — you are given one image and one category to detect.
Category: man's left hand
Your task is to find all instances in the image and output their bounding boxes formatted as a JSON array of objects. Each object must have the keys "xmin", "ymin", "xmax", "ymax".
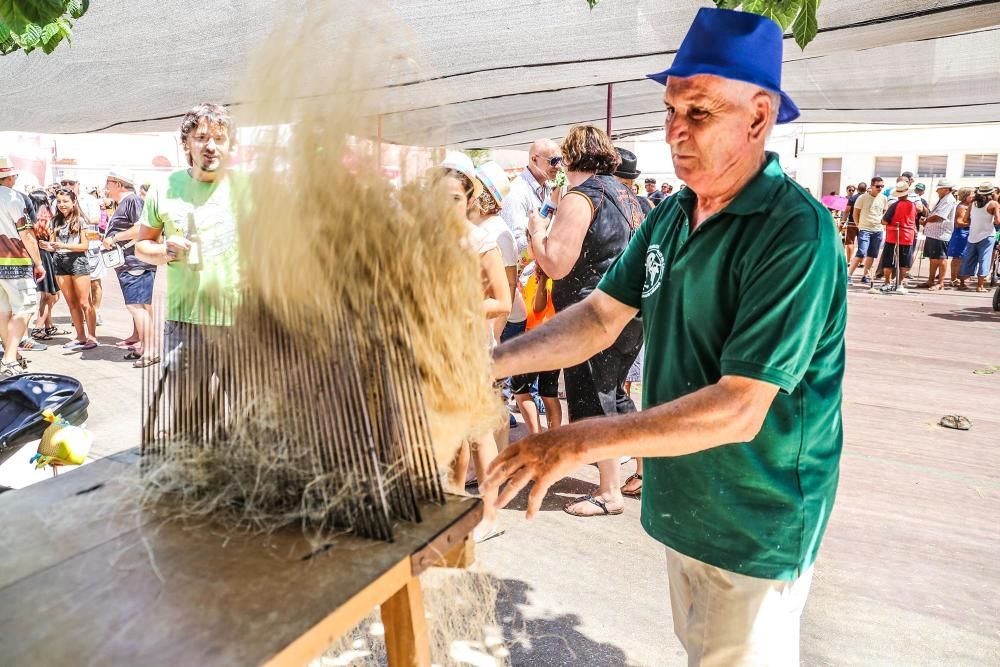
[{"xmin": 482, "ymin": 426, "xmax": 587, "ymax": 519}]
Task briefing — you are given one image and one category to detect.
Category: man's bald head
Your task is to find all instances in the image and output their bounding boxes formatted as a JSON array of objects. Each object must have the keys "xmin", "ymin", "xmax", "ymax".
[
  {"xmin": 527, "ymin": 139, "xmax": 562, "ymax": 182},
  {"xmin": 529, "ymin": 139, "xmax": 559, "ymax": 159}
]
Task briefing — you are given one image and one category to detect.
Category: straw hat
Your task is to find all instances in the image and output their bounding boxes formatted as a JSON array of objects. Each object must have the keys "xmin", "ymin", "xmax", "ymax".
[
  {"xmin": 475, "ymin": 161, "xmax": 511, "ymax": 206},
  {"xmin": 975, "ymin": 181, "xmax": 995, "ymax": 195},
  {"xmin": 935, "ymin": 179, "xmax": 954, "ymax": 190},
  {"xmin": 893, "ymin": 181, "xmax": 910, "ymax": 194},
  {"xmin": 431, "ymin": 151, "xmax": 483, "ymax": 199},
  {"xmin": 0, "ymin": 156, "xmax": 20, "ymax": 179},
  {"xmin": 106, "ymin": 169, "xmax": 135, "ymax": 188}
]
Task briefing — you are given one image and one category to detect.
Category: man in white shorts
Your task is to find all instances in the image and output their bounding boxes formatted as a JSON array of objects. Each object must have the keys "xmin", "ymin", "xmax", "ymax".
[{"xmin": 0, "ymin": 158, "xmax": 45, "ymax": 377}]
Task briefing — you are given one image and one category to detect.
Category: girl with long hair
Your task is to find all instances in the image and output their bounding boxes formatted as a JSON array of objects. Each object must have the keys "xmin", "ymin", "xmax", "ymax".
[
  {"xmin": 27, "ymin": 190, "xmax": 65, "ymax": 340},
  {"xmin": 433, "ymin": 154, "xmax": 511, "ymax": 542},
  {"xmin": 46, "ymin": 189, "xmax": 98, "ymax": 350}
]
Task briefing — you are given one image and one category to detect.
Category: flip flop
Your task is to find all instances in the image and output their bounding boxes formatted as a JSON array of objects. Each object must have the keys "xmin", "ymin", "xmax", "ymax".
[
  {"xmin": 563, "ymin": 494, "xmax": 624, "ymax": 517},
  {"xmin": 621, "ymin": 473, "xmax": 643, "ymax": 498},
  {"xmin": 939, "ymin": 415, "xmax": 971, "ymax": 431},
  {"xmin": 474, "ymin": 527, "xmax": 506, "ymax": 544},
  {"xmin": 114, "ymin": 341, "xmax": 139, "ymax": 350},
  {"xmin": 133, "ymin": 356, "xmax": 161, "ymax": 369}
]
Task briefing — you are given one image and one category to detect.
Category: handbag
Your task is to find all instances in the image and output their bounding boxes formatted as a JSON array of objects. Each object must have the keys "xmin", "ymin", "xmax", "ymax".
[{"xmin": 100, "ymin": 240, "xmax": 134, "ymax": 270}]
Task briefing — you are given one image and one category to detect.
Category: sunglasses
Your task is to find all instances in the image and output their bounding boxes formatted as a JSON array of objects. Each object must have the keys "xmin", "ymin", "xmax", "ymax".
[
  {"xmin": 60, "ymin": 180, "xmax": 77, "ymax": 186},
  {"xmin": 537, "ymin": 156, "xmax": 562, "ymax": 167},
  {"xmin": 871, "ymin": 184, "xmax": 883, "ymax": 189}
]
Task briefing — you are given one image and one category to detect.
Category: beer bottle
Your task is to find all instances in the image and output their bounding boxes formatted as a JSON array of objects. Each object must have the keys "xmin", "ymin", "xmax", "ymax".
[{"xmin": 186, "ymin": 212, "xmax": 202, "ymax": 272}]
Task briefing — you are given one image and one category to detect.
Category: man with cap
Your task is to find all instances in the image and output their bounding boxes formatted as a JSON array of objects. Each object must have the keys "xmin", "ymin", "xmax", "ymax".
[
  {"xmin": 919, "ymin": 181, "xmax": 956, "ymax": 290},
  {"xmin": 484, "ymin": 8, "xmax": 845, "ymax": 665},
  {"xmin": 644, "ymin": 177, "xmax": 664, "ymax": 207},
  {"xmin": 102, "ymin": 170, "xmax": 159, "ymax": 366},
  {"xmin": 0, "ymin": 157, "xmax": 46, "ymax": 376}
]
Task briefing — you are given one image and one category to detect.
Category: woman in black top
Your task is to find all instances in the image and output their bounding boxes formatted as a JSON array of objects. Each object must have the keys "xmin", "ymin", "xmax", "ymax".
[
  {"xmin": 47, "ymin": 189, "xmax": 98, "ymax": 350},
  {"xmin": 526, "ymin": 125, "xmax": 644, "ymax": 517}
]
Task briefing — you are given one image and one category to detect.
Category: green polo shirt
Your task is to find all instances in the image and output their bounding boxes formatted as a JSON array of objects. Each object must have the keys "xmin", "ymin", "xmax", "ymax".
[{"xmin": 598, "ymin": 152, "xmax": 846, "ymax": 580}]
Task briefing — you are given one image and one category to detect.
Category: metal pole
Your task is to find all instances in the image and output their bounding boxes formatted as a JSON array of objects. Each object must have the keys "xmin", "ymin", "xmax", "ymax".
[
  {"xmin": 606, "ymin": 83, "xmax": 613, "ymax": 137},
  {"xmin": 376, "ymin": 114, "xmax": 383, "ymax": 171}
]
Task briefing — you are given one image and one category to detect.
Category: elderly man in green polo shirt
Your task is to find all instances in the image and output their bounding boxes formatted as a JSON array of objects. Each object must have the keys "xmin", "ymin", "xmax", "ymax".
[{"xmin": 484, "ymin": 8, "xmax": 846, "ymax": 666}]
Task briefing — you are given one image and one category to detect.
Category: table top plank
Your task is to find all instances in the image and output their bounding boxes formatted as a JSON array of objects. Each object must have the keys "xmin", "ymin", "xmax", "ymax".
[{"xmin": 0, "ymin": 456, "xmax": 481, "ymax": 666}]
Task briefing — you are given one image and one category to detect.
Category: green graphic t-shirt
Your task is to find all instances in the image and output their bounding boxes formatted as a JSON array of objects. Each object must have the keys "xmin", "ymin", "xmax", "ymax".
[
  {"xmin": 143, "ymin": 170, "xmax": 244, "ymax": 326},
  {"xmin": 598, "ymin": 153, "xmax": 847, "ymax": 580}
]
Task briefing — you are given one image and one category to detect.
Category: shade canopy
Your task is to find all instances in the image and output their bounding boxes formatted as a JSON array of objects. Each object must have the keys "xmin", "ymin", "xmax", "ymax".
[{"xmin": 2, "ymin": 0, "xmax": 998, "ymax": 148}]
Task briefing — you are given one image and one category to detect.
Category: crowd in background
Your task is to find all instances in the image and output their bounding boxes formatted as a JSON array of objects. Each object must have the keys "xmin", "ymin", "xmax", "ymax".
[
  {"xmin": 837, "ymin": 171, "xmax": 1000, "ymax": 294},
  {"xmin": 0, "ymin": 158, "xmax": 160, "ymax": 378}
]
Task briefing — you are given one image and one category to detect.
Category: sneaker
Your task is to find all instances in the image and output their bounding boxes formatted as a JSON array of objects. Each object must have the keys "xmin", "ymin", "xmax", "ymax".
[
  {"xmin": 867, "ymin": 286, "xmax": 880, "ymax": 294},
  {"xmin": 508, "ymin": 413, "xmax": 516, "ymax": 428},
  {"xmin": 879, "ymin": 284, "xmax": 896, "ymax": 294},
  {"xmin": 895, "ymin": 286, "xmax": 909, "ymax": 295},
  {"xmin": 95, "ymin": 312, "xmax": 103, "ymax": 326},
  {"xmin": 18, "ymin": 338, "xmax": 46, "ymax": 351},
  {"xmin": 860, "ymin": 276, "xmax": 871, "ymax": 285}
]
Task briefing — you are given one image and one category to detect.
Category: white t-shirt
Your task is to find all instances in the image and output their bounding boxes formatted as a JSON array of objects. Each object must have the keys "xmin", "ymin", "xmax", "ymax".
[
  {"xmin": 0, "ymin": 186, "xmax": 26, "ymax": 237},
  {"xmin": 78, "ymin": 193, "xmax": 101, "ymax": 224},
  {"xmin": 923, "ymin": 193, "xmax": 956, "ymax": 241},
  {"xmin": 479, "ymin": 215, "xmax": 526, "ymax": 324}
]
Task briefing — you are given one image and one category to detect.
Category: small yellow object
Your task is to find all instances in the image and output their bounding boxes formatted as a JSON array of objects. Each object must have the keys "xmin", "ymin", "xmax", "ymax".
[{"xmin": 32, "ymin": 412, "xmax": 92, "ymax": 469}]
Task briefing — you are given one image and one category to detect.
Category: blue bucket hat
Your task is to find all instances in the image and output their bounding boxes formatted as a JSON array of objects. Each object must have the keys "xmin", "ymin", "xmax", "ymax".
[{"xmin": 647, "ymin": 7, "xmax": 800, "ymax": 124}]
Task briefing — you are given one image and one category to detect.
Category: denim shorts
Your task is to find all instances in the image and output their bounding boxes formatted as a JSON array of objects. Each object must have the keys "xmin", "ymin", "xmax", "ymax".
[
  {"xmin": 960, "ymin": 237, "xmax": 997, "ymax": 277},
  {"xmin": 855, "ymin": 230, "xmax": 883, "ymax": 259},
  {"xmin": 116, "ymin": 269, "xmax": 155, "ymax": 305}
]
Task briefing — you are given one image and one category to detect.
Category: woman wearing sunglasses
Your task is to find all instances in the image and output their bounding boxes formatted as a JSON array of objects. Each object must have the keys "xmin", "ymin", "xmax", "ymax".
[{"xmin": 523, "ymin": 125, "xmax": 645, "ymax": 518}]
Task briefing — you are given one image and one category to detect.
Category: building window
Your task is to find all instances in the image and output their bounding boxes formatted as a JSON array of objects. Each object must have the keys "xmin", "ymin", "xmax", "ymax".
[
  {"xmin": 821, "ymin": 158, "xmax": 842, "ymax": 197},
  {"xmin": 874, "ymin": 156, "xmax": 902, "ymax": 179},
  {"xmin": 963, "ymin": 154, "xmax": 997, "ymax": 178},
  {"xmin": 917, "ymin": 155, "xmax": 947, "ymax": 178}
]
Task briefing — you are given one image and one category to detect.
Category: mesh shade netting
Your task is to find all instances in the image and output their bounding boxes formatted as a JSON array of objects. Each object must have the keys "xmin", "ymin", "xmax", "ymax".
[{"xmin": 1, "ymin": 0, "xmax": 998, "ymax": 145}]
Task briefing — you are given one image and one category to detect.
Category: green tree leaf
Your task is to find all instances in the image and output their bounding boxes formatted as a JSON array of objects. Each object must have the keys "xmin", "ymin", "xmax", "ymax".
[
  {"xmin": 0, "ymin": 1, "xmax": 89, "ymax": 56},
  {"xmin": 711, "ymin": 0, "xmax": 822, "ymax": 47},
  {"xmin": 791, "ymin": 0, "xmax": 819, "ymax": 49}
]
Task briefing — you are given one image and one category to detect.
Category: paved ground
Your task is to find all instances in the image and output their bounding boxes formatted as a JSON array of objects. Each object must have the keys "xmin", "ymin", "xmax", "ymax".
[{"xmin": 11, "ymin": 271, "xmax": 999, "ymax": 666}]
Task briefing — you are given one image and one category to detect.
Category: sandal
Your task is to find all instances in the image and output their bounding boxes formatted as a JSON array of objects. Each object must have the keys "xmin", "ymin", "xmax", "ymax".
[
  {"xmin": 30, "ymin": 328, "xmax": 52, "ymax": 340},
  {"xmin": 133, "ymin": 355, "xmax": 161, "ymax": 369},
  {"xmin": 939, "ymin": 415, "xmax": 971, "ymax": 431},
  {"xmin": 114, "ymin": 340, "xmax": 139, "ymax": 350},
  {"xmin": 124, "ymin": 351, "xmax": 142, "ymax": 360},
  {"xmin": 563, "ymin": 494, "xmax": 624, "ymax": 517},
  {"xmin": 45, "ymin": 326, "xmax": 70, "ymax": 336},
  {"xmin": 621, "ymin": 473, "xmax": 643, "ymax": 498}
]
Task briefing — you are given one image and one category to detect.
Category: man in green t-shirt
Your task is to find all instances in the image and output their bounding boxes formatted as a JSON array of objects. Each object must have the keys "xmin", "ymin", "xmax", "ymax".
[
  {"xmin": 136, "ymin": 103, "xmax": 241, "ymax": 436},
  {"xmin": 484, "ymin": 8, "xmax": 846, "ymax": 665}
]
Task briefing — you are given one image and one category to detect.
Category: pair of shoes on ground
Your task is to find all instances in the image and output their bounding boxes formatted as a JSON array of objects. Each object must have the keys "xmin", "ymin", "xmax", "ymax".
[{"xmin": 63, "ymin": 339, "xmax": 98, "ymax": 351}]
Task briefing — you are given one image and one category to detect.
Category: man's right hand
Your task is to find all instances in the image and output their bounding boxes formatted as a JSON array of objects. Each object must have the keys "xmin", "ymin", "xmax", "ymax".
[
  {"xmin": 165, "ymin": 235, "xmax": 191, "ymax": 262},
  {"xmin": 33, "ymin": 264, "xmax": 46, "ymax": 282}
]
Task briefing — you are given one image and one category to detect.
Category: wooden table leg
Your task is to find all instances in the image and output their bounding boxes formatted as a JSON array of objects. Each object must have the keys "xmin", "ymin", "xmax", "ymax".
[{"xmin": 381, "ymin": 575, "xmax": 431, "ymax": 667}]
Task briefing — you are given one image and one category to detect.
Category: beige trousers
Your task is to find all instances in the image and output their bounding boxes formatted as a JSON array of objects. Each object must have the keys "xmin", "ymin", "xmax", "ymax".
[{"xmin": 666, "ymin": 546, "xmax": 814, "ymax": 667}]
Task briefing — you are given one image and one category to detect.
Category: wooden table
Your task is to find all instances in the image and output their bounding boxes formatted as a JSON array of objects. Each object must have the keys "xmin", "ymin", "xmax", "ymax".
[{"xmin": 0, "ymin": 448, "xmax": 482, "ymax": 666}]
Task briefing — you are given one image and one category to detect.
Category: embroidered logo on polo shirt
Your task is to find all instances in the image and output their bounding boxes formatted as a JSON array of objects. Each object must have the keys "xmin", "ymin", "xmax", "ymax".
[{"xmin": 642, "ymin": 244, "xmax": 665, "ymax": 297}]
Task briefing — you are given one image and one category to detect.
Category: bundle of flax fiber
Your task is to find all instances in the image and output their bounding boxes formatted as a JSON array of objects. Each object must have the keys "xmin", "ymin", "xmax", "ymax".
[{"xmin": 138, "ymin": 3, "xmax": 502, "ymax": 541}]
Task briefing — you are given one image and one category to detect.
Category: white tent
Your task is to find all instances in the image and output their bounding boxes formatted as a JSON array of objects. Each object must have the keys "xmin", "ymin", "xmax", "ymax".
[{"xmin": 2, "ymin": 0, "xmax": 998, "ymax": 147}]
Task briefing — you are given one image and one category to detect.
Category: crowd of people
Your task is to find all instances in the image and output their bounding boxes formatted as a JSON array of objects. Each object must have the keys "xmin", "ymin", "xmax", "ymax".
[
  {"xmin": 0, "ymin": 158, "xmax": 161, "ymax": 378},
  {"xmin": 0, "ymin": 9, "xmax": 993, "ymax": 658},
  {"xmin": 838, "ymin": 171, "xmax": 1000, "ymax": 294}
]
